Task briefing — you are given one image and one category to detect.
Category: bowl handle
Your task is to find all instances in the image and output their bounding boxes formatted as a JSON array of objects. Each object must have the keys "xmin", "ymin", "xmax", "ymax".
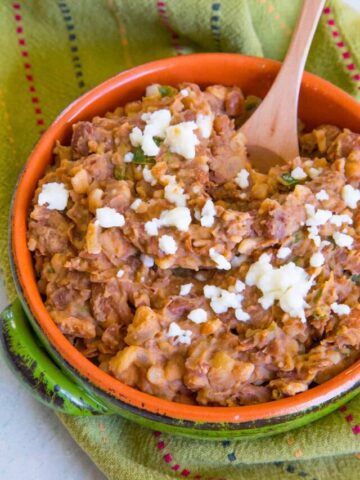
[{"xmin": 0, "ymin": 299, "xmax": 112, "ymax": 416}]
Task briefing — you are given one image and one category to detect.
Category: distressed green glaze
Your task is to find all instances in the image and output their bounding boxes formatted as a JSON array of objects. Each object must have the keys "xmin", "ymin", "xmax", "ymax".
[
  {"xmin": 2, "ymin": 298, "xmax": 360, "ymax": 439},
  {"xmin": 0, "ymin": 299, "xmax": 111, "ymax": 416}
]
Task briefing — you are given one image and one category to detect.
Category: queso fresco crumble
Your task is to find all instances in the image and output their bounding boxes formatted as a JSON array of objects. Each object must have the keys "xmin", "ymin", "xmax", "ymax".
[{"xmin": 28, "ymin": 83, "xmax": 360, "ymax": 406}]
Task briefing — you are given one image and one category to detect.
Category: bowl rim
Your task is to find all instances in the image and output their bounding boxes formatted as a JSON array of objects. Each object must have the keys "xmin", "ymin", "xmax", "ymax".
[{"xmin": 11, "ymin": 52, "xmax": 360, "ymax": 424}]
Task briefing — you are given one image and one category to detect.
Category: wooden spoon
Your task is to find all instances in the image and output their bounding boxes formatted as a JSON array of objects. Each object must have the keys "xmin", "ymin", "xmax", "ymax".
[{"xmin": 240, "ymin": 0, "xmax": 326, "ymax": 173}]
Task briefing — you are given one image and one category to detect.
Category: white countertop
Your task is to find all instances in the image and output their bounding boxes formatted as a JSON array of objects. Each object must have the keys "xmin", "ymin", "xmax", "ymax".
[{"xmin": 0, "ymin": 275, "xmax": 105, "ymax": 480}]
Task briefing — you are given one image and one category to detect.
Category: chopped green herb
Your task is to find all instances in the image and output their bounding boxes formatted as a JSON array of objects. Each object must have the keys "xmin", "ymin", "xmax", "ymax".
[
  {"xmin": 326, "ymin": 236, "xmax": 336, "ymax": 246},
  {"xmin": 114, "ymin": 165, "xmax": 127, "ymax": 180},
  {"xmin": 158, "ymin": 85, "xmax": 175, "ymax": 97},
  {"xmin": 244, "ymin": 95, "xmax": 261, "ymax": 112},
  {"xmin": 280, "ymin": 173, "xmax": 299, "ymax": 187},
  {"xmin": 312, "ymin": 311, "xmax": 327, "ymax": 321},
  {"xmin": 351, "ymin": 274, "xmax": 360, "ymax": 286},
  {"xmin": 132, "ymin": 146, "xmax": 155, "ymax": 165},
  {"xmin": 294, "ymin": 230, "xmax": 304, "ymax": 243},
  {"xmin": 314, "ymin": 289, "xmax": 323, "ymax": 303},
  {"xmin": 153, "ymin": 136, "xmax": 163, "ymax": 146}
]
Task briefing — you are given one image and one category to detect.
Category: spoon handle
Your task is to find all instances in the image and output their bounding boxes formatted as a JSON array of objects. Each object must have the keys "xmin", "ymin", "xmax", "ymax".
[{"xmin": 241, "ymin": 0, "xmax": 326, "ymax": 162}]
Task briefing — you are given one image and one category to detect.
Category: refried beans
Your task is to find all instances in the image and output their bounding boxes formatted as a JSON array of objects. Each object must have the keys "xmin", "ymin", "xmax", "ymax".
[{"xmin": 27, "ymin": 83, "xmax": 360, "ymax": 406}]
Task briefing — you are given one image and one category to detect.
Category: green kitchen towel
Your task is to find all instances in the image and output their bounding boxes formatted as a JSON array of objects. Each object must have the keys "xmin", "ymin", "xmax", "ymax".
[{"xmin": 1, "ymin": 0, "xmax": 360, "ymax": 478}]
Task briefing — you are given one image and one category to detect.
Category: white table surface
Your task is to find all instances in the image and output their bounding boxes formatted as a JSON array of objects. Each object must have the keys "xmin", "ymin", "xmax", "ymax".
[
  {"xmin": 0, "ymin": 275, "xmax": 106, "ymax": 480},
  {"xmin": 1, "ymin": 1, "xmax": 359, "ymax": 478}
]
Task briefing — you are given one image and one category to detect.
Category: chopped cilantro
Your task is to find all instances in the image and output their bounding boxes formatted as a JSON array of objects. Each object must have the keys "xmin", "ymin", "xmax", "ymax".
[
  {"xmin": 326, "ymin": 236, "xmax": 336, "ymax": 246},
  {"xmin": 114, "ymin": 165, "xmax": 127, "ymax": 180},
  {"xmin": 280, "ymin": 173, "xmax": 299, "ymax": 186},
  {"xmin": 153, "ymin": 136, "xmax": 163, "ymax": 146},
  {"xmin": 244, "ymin": 95, "xmax": 261, "ymax": 112},
  {"xmin": 313, "ymin": 289, "xmax": 323, "ymax": 303},
  {"xmin": 351, "ymin": 274, "xmax": 360, "ymax": 286},
  {"xmin": 132, "ymin": 146, "xmax": 155, "ymax": 165},
  {"xmin": 294, "ymin": 230, "xmax": 304, "ymax": 243},
  {"xmin": 158, "ymin": 85, "xmax": 175, "ymax": 97}
]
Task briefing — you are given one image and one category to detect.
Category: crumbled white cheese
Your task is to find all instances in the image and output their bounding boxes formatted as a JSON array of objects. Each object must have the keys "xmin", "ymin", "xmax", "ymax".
[
  {"xmin": 145, "ymin": 207, "xmax": 192, "ymax": 237},
  {"xmin": 143, "ymin": 166, "xmax": 157, "ymax": 186},
  {"xmin": 331, "ymin": 303, "xmax": 351, "ymax": 315},
  {"xmin": 342, "ymin": 184, "xmax": 360, "ymax": 209},
  {"xmin": 308, "ymin": 167, "xmax": 322, "ymax": 179},
  {"xmin": 141, "ymin": 134, "xmax": 160, "ymax": 157},
  {"xmin": 130, "ymin": 198, "xmax": 142, "ymax": 210},
  {"xmin": 330, "ymin": 214, "xmax": 352, "ymax": 227},
  {"xmin": 209, "ymin": 248, "xmax": 231, "ymax": 270},
  {"xmin": 231, "ymin": 254, "xmax": 248, "ymax": 268},
  {"xmin": 130, "ymin": 109, "xmax": 171, "ymax": 157},
  {"xmin": 310, "ymin": 252, "xmax": 325, "ymax": 267},
  {"xmin": 145, "ymin": 84, "xmax": 160, "ymax": 97},
  {"xmin": 187, "ymin": 308, "xmax": 208, "ymax": 324},
  {"xmin": 167, "ymin": 322, "xmax": 192, "ymax": 345},
  {"xmin": 291, "ymin": 167, "xmax": 307, "ymax": 180},
  {"xmin": 307, "ymin": 225, "xmax": 321, "ymax": 247},
  {"xmin": 180, "ymin": 88, "xmax": 189, "ymax": 97},
  {"xmin": 333, "ymin": 231, "xmax": 354, "ymax": 248},
  {"xmin": 163, "ymin": 175, "xmax": 188, "ymax": 207},
  {"xmin": 158, "ymin": 234, "xmax": 178, "ymax": 255},
  {"xmin": 141, "ymin": 109, "xmax": 171, "ymax": 138},
  {"xmin": 192, "ymin": 185, "xmax": 201, "ymax": 194},
  {"xmin": 129, "ymin": 126, "xmax": 143, "ymax": 147},
  {"xmin": 305, "ymin": 204, "xmax": 333, "ymax": 227},
  {"xmin": 235, "ymin": 169, "xmax": 250, "ymax": 189},
  {"xmin": 96, "ymin": 207, "xmax": 125, "ymax": 228},
  {"xmin": 196, "ymin": 113, "xmax": 213, "ymax": 139},
  {"xmin": 144, "ymin": 219, "xmax": 159, "ymax": 236},
  {"xmin": 180, "ymin": 283, "xmax": 193, "ymax": 296},
  {"xmin": 204, "ymin": 285, "xmax": 240, "ymax": 314},
  {"xmin": 124, "ymin": 152, "xmax": 134, "ymax": 163},
  {"xmin": 38, "ymin": 182, "xmax": 69, "ymax": 210},
  {"xmin": 159, "ymin": 207, "xmax": 192, "ymax": 232},
  {"xmin": 165, "ymin": 121, "xmax": 199, "ymax": 160},
  {"xmin": 235, "ymin": 309, "xmax": 251, "ymax": 321},
  {"xmin": 315, "ymin": 189, "xmax": 329, "ymax": 201},
  {"xmin": 200, "ymin": 199, "xmax": 216, "ymax": 227},
  {"xmin": 141, "ymin": 254, "xmax": 154, "ymax": 267},
  {"xmin": 234, "ymin": 280, "xmax": 245, "ymax": 292},
  {"xmin": 321, "ymin": 240, "xmax": 331, "ymax": 248},
  {"xmin": 203, "ymin": 284, "xmax": 249, "ymax": 321},
  {"xmin": 245, "ymin": 253, "xmax": 312, "ymax": 322},
  {"xmin": 277, "ymin": 247, "xmax": 291, "ymax": 259},
  {"xmin": 116, "ymin": 269, "xmax": 124, "ymax": 278}
]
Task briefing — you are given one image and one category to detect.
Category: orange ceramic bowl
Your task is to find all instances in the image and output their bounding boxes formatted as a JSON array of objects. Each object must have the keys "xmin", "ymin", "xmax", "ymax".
[{"xmin": 8, "ymin": 54, "xmax": 360, "ymax": 439}]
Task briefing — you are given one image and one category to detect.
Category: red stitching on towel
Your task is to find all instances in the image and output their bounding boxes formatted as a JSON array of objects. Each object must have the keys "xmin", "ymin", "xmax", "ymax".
[
  {"xmin": 163, "ymin": 453, "xmax": 173, "ymax": 463},
  {"xmin": 151, "ymin": 431, "xmax": 227, "ymax": 479},
  {"xmin": 156, "ymin": 1, "xmax": 184, "ymax": 55},
  {"xmin": 12, "ymin": 2, "xmax": 46, "ymax": 133},
  {"xmin": 339, "ymin": 405, "xmax": 360, "ymax": 436},
  {"xmin": 323, "ymin": 6, "xmax": 360, "ymax": 90}
]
